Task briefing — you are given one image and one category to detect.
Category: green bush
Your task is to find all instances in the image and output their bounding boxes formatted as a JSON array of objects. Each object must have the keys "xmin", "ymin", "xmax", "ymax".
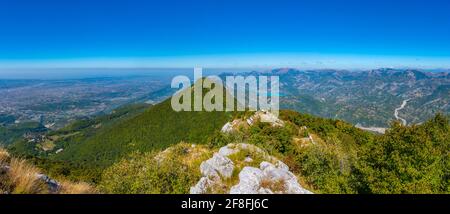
[
  {"xmin": 292, "ymin": 143, "xmax": 357, "ymax": 193},
  {"xmin": 355, "ymin": 114, "xmax": 450, "ymax": 193},
  {"xmin": 99, "ymin": 144, "xmax": 209, "ymax": 194}
]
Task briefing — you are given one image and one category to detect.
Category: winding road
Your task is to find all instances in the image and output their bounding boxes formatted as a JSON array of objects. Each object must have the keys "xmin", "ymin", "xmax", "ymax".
[{"xmin": 394, "ymin": 99, "xmax": 411, "ymax": 125}]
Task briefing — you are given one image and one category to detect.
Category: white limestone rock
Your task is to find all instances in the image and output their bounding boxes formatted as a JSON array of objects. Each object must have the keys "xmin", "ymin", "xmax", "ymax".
[
  {"xmin": 250, "ymin": 111, "xmax": 285, "ymax": 127},
  {"xmin": 191, "ymin": 143, "xmax": 313, "ymax": 194},
  {"xmin": 246, "ymin": 117, "xmax": 254, "ymax": 126},
  {"xmin": 221, "ymin": 122, "xmax": 233, "ymax": 133},
  {"xmin": 244, "ymin": 157, "xmax": 253, "ymax": 163},
  {"xmin": 259, "ymin": 161, "xmax": 313, "ymax": 194},
  {"xmin": 258, "ymin": 187, "xmax": 274, "ymax": 194},
  {"xmin": 285, "ymin": 179, "xmax": 313, "ymax": 194},
  {"xmin": 229, "ymin": 167, "xmax": 264, "ymax": 194},
  {"xmin": 260, "ymin": 161, "xmax": 273, "ymax": 171},
  {"xmin": 275, "ymin": 160, "xmax": 290, "ymax": 171},
  {"xmin": 190, "ymin": 177, "xmax": 213, "ymax": 194},
  {"xmin": 218, "ymin": 145, "xmax": 239, "ymax": 157},
  {"xmin": 36, "ymin": 173, "xmax": 60, "ymax": 193},
  {"xmin": 200, "ymin": 153, "xmax": 234, "ymax": 179}
]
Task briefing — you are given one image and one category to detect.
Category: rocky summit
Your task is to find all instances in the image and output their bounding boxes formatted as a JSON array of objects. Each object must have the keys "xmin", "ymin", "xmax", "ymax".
[
  {"xmin": 221, "ymin": 110, "xmax": 284, "ymax": 134},
  {"xmin": 190, "ymin": 143, "xmax": 312, "ymax": 194}
]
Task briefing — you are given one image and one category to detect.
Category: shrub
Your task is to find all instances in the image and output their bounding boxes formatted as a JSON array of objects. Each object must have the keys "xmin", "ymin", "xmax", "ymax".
[
  {"xmin": 7, "ymin": 158, "xmax": 47, "ymax": 194},
  {"xmin": 99, "ymin": 143, "xmax": 211, "ymax": 194},
  {"xmin": 355, "ymin": 114, "xmax": 450, "ymax": 194}
]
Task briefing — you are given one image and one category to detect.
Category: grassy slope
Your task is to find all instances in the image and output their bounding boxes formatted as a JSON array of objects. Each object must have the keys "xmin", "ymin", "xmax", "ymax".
[{"xmin": 9, "ymin": 80, "xmax": 235, "ymax": 182}]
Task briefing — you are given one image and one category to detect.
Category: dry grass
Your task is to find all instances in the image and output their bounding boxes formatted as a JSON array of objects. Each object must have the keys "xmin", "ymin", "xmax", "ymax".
[
  {"xmin": 8, "ymin": 158, "xmax": 47, "ymax": 194},
  {"xmin": 0, "ymin": 148, "xmax": 96, "ymax": 194},
  {"xmin": 59, "ymin": 181, "xmax": 97, "ymax": 194},
  {"xmin": 0, "ymin": 148, "xmax": 10, "ymax": 164},
  {"xmin": 260, "ymin": 179, "xmax": 286, "ymax": 193},
  {"xmin": 156, "ymin": 142, "xmax": 212, "ymax": 168}
]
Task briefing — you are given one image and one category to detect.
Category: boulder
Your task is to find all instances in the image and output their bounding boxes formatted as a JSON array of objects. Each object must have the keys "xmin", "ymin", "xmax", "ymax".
[
  {"xmin": 229, "ymin": 167, "xmax": 264, "ymax": 194},
  {"xmin": 200, "ymin": 153, "xmax": 234, "ymax": 179},
  {"xmin": 258, "ymin": 187, "xmax": 274, "ymax": 194},
  {"xmin": 275, "ymin": 160, "xmax": 290, "ymax": 171},
  {"xmin": 250, "ymin": 111, "xmax": 285, "ymax": 127},
  {"xmin": 192, "ymin": 151, "xmax": 235, "ymax": 194},
  {"xmin": 246, "ymin": 117, "xmax": 254, "ymax": 126},
  {"xmin": 36, "ymin": 173, "xmax": 60, "ymax": 193},
  {"xmin": 218, "ymin": 145, "xmax": 238, "ymax": 157},
  {"xmin": 244, "ymin": 157, "xmax": 253, "ymax": 163},
  {"xmin": 221, "ymin": 122, "xmax": 233, "ymax": 133},
  {"xmin": 0, "ymin": 165, "xmax": 10, "ymax": 174},
  {"xmin": 191, "ymin": 143, "xmax": 313, "ymax": 194},
  {"xmin": 285, "ymin": 179, "xmax": 313, "ymax": 194},
  {"xmin": 190, "ymin": 177, "xmax": 213, "ymax": 194},
  {"xmin": 260, "ymin": 161, "xmax": 312, "ymax": 194},
  {"xmin": 229, "ymin": 161, "xmax": 312, "ymax": 194}
]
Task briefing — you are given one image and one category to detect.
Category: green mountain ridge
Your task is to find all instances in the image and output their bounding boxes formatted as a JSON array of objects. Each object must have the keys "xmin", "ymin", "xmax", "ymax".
[{"xmin": 51, "ymin": 81, "xmax": 235, "ymax": 168}]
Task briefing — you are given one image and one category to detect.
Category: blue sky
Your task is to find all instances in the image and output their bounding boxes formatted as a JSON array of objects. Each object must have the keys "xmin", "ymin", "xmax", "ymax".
[{"xmin": 0, "ymin": 0, "xmax": 449, "ymax": 69}]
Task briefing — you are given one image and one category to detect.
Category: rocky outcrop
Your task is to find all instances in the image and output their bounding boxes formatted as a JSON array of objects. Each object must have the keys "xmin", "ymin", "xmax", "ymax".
[
  {"xmin": 221, "ymin": 111, "xmax": 284, "ymax": 133},
  {"xmin": 200, "ymin": 153, "xmax": 234, "ymax": 180},
  {"xmin": 230, "ymin": 167, "xmax": 265, "ymax": 194},
  {"xmin": 221, "ymin": 122, "xmax": 234, "ymax": 133},
  {"xmin": 190, "ymin": 149, "xmax": 236, "ymax": 194},
  {"xmin": 230, "ymin": 161, "xmax": 312, "ymax": 194},
  {"xmin": 0, "ymin": 163, "xmax": 62, "ymax": 194},
  {"xmin": 190, "ymin": 143, "xmax": 312, "ymax": 194},
  {"xmin": 251, "ymin": 111, "xmax": 284, "ymax": 127},
  {"xmin": 36, "ymin": 174, "xmax": 61, "ymax": 193}
]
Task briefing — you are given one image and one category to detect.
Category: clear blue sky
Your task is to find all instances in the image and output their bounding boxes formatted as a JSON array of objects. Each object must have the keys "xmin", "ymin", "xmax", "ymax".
[{"xmin": 0, "ymin": 0, "xmax": 449, "ymax": 68}]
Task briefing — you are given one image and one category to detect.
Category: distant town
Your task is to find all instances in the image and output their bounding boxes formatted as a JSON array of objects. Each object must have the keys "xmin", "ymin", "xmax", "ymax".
[{"xmin": 0, "ymin": 76, "xmax": 170, "ymax": 129}]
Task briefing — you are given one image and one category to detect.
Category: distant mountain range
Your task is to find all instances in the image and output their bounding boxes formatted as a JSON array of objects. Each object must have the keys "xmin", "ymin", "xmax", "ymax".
[{"xmin": 237, "ymin": 68, "xmax": 449, "ymax": 127}]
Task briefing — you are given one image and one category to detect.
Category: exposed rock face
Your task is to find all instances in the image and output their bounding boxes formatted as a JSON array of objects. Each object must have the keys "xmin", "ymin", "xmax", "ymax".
[
  {"xmin": 252, "ymin": 111, "xmax": 285, "ymax": 127},
  {"xmin": 190, "ymin": 177, "xmax": 214, "ymax": 194},
  {"xmin": 190, "ymin": 149, "xmax": 235, "ymax": 194},
  {"xmin": 193, "ymin": 112, "xmax": 311, "ymax": 194},
  {"xmin": 0, "ymin": 165, "xmax": 10, "ymax": 174},
  {"xmin": 190, "ymin": 143, "xmax": 312, "ymax": 194},
  {"xmin": 220, "ymin": 119, "xmax": 246, "ymax": 133},
  {"xmin": 221, "ymin": 122, "xmax": 234, "ymax": 133},
  {"xmin": 218, "ymin": 144, "xmax": 239, "ymax": 156},
  {"xmin": 200, "ymin": 153, "xmax": 234, "ymax": 180},
  {"xmin": 230, "ymin": 162, "xmax": 312, "ymax": 194},
  {"xmin": 229, "ymin": 167, "xmax": 264, "ymax": 194},
  {"xmin": 36, "ymin": 174, "xmax": 61, "ymax": 193}
]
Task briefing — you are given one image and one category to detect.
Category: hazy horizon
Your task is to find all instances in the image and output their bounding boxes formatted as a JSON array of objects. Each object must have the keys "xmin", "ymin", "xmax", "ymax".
[
  {"xmin": 0, "ymin": 66, "xmax": 449, "ymax": 80},
  {"xmin": 2, "ymin": 0, "xmax": 450, "ymax": 70}
]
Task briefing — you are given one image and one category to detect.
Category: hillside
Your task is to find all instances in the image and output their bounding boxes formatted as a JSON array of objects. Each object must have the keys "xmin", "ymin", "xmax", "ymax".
[
  {"xmin": 238, "ymin": 68, "xmax": 450, "ymax": 127},
  {"xmin": 51, "ymin": 85, "xmax": 235, "ymax": 168},
  {"xmin": 3, "ymin": 103, "xmax": 448, "ymax": 193},
  {"xmin": 98, "ymin": 110, "xmax": 449, "ymax": 194},
  {"xmin": 9, "ymin": 103, "xmax": 151, "ymax": 157},
  {"xmin": 0, "ymin": 122, "xmax": 47, "ymax": 146}
]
